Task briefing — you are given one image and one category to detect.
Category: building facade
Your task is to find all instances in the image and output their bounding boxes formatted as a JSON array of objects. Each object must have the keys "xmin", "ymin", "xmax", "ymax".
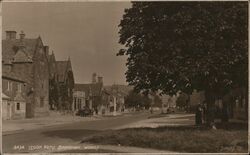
[
  {"xmin": 48, "ymin": 51, "xmax": 60, "ymax": 110},
  {"xmin": 73, "ymin": 84, "xmax": 90, "ymax": 111},
  {"xmin": 56, "ymin": 59, "xmax": 75, "ymax": 111},
  {"xmin": 2, "ymin": 31, "xmax": 50, "ymax": 118},
  {"xmin": 2, "ymin": 73, "xmax": 26, "ymax": 120}
]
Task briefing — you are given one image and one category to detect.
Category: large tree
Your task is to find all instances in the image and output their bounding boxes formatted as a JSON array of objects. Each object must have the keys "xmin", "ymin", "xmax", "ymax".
[{"xmin": 118, "ymin": 2, "xmax": 248, "ymax": 125}]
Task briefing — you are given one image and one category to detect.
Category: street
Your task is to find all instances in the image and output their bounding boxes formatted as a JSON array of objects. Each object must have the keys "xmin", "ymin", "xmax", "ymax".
[{"xmin": 3, "ymin": 112, "xmax": 151, "ymax": 153}]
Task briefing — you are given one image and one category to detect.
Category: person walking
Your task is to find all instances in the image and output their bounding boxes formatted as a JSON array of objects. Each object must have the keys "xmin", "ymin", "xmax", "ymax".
[{"xmin": 195, "ymin": 103, "xmax": 203, "ymax": 125}]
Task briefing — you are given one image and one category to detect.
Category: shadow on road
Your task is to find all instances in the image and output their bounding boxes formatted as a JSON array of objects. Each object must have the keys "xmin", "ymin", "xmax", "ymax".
[{"xmin": 42, "ymin": 129, "xmax": 103, "ymax": 141}]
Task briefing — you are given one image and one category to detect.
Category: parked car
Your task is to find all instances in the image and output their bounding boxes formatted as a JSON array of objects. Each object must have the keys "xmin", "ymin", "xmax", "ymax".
[
  {"xmin": 76, "ymin": 108, "xmax": 93, "ymax": 117},
  {"xmin": 167, "ymin": 107, "xmax": 175, "ymax": 113}
]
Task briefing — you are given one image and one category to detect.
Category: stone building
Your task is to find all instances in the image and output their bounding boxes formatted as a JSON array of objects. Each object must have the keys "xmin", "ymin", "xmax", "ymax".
[
  {"xmin": 2, "ymin": 72, "xmax": 26, "ymax": 120},
  {"xmin": 56, "ymin": 58, "xmax": 75, "ymax": 111},
  {"xmin": 2, "ymin": 31, "xmax": 50, "ymax": 118},
  {"xmin": 48, "ymin": 51, "xmax": 59, "ymax": 110},
  {"xmin": 73, "ymin": 73, "xmax": 103, "ymax": 113},
  {"xmin": 73, "ymin": 84, "xmax": 91, "ymax": 111}
]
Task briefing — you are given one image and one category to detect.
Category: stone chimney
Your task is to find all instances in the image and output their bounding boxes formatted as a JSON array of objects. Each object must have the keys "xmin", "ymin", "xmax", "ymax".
[
  {"xmin": 44, "ymin": 46, "xmax": 49, "ymax": 57},
  {"xmin": 92, "ymin": 73, "xmax": 97, "ymax": 83},
  {"xmin": 98, "ymin": 76, "xmax": 103, "ymax": 84},
  {"xmin": 6, "ymin": 31, "xmax": 17, "ymax": 40},
  {"xmin": 19, "ymin": 31, "xmax": 25, "ymax": 40}
]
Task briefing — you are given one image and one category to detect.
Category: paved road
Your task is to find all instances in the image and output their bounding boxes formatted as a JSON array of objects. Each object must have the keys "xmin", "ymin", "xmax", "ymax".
[{"xmin": 3, "ymin": 112, "xmax": 151, "ymax": 153}]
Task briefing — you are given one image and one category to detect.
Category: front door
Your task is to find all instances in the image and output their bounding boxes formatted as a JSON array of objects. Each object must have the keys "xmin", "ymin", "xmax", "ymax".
[
  {"xmin": 86, "ymin": 100, "xmax": 89, "ymax": 108},
  {"xmin": 7, "ymin": 102, "xmax": 12, "ymax": 119}
]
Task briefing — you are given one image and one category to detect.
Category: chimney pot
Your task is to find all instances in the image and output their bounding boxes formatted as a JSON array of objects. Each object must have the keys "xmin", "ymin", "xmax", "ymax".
[
  {"xmin": 19, "ymin": 31, "xmax": 25, "ymax": 40},
  {"xmin": 98, "ymin": 76, "xmax": 103, "ymax": 84},
  {"xmin": 92, "ymin": 73, "xmax": 97, "ymax": 83}
]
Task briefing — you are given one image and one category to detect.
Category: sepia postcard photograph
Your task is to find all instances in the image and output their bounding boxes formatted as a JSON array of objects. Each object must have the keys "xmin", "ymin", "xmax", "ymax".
[{"xmin": 0, "ymin": 0, "xmax": 249, "ymax": 154}]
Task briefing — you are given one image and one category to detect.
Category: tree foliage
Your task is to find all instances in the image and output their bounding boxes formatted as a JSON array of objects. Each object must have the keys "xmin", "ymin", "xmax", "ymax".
[
  {"xmin": 49, "ymin": 77, "xmax": 59, "ymax": 110},
  {"xmin": 176, "ymin": 92, "xmax": 189, "ymax": 108},
  {"xmin": 118, "ymin": 2, "xmax": 248, "ymax": 98},
  {"xmin": 153, "ymin": 94, "xmax": 163, "ymax": 107},
  {"xmin": 125, "ymin": 90, "xmax": 152, "ymax": 109}
]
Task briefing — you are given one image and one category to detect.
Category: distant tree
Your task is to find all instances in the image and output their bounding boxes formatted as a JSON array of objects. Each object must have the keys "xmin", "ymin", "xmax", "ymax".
[
  {"xmin": 142, "ymin": 95, "xmax": 152, "ymax": 109},
  {"xmin": 176, "ymin": 92, "xmax": 189, "ymax": 109},
  {"xmin": 125, "ymin": 90, "xmax": 152, "ymax": 109},
  {"xmin": 153, "ymin": 94, "xmax": 163, "ymax": 107},
  {"xmin": 118, "ymin": 2, "xmax": 248, "ymax": 126}
]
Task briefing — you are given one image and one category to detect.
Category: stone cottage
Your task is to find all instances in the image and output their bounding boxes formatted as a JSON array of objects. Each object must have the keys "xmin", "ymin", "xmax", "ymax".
[
  {"xmin": 2, "ymin": 31, "xmax": 50, "ymax": 118},
  {"xmin": 2, "ymin": 72, "xmax": 26, "ymax": 120}
]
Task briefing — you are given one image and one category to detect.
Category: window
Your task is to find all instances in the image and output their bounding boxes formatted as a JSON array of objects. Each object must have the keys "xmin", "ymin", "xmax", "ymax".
[
  {"xmin": 10, "ymin": 82, "xmax": 12, "ymax": 91},
  {"xmin": 74, "ymin": 98, "xmax": 77, "ymax": 110},
  {"xmin": 40, "ymin": 97, "xmax": 44, "ymax": 107},
  {"xmin": 68, "ymin": 88, "xmax": 71, "ymax": 96},
  {"xmin": 7, "ymin": 81, "xmax": 12, "ymax": 91},
  {"xmin": 18, "ymin": 84, "xmax": 22, "ymax": 92},
  {"xmin": 16, "ymin": 103, "xmax": 20, "ymax": 110},
  {"xmin": 7, "ymin": 81, "xmax": 10, "ymax": 91}
]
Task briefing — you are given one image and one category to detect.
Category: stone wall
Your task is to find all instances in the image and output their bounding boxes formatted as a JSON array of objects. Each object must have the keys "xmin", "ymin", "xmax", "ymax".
[{"xmin": 33, "ymin": 47, "xmax": 50, "ymax": 117}]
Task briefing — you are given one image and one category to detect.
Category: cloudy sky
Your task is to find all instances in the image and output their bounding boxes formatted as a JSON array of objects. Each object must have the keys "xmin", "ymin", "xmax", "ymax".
[{"xmin": 2, "ymin": 2, "xmax": 131, "ymax": 85}]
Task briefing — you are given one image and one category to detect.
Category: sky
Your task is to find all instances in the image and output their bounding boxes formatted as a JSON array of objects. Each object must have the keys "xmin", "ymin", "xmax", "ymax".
[{"xmin": 2, "ymin": 2, "xmax": 131, "ymax": 85}]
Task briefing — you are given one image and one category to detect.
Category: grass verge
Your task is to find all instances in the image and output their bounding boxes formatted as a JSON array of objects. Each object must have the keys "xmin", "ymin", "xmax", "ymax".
[{"xmin": 81, "ymin": 122, "xmax": 248, "ymax": 153}]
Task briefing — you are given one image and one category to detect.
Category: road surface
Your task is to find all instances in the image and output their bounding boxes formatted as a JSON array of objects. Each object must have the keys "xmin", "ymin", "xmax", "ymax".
[{"xmin": 3, "ymin": 112, "xmax": 151, "ymax": 153}]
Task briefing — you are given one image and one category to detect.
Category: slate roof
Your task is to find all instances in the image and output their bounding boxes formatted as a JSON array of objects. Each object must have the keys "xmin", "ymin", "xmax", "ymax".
[
  {"xmin": 104, "ymin": 84, "xmax": 133, "ymax": 97},
  {"xmin": 2, "ymin": 38, "xmax": 40, "ymax": 64},
  {"xmin": 2, "ymin": 71, "xmax": 26, "ymax": 83},
  {"xmin": 74, "ymin": 83, "xmax": 102, "ymax": 97},
  {"xmin": 48, "ymin": 53, "xmax": 57, "ymax": 77},
  {"xmin": 56, "ymin": 60, "xmax": 72, "ymax": 82},
  {"xmin": 2, "ymin": 93, "xmax": 10, "ymax": 100},
  {"xmin": 74, "ymin": 84, "xmax": 91, "ymax": 97}
]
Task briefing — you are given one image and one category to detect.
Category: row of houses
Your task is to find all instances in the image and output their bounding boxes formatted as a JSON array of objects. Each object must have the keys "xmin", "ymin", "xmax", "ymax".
[
  {"xmin": 2, "ymin": 31, "xmax": 74, "ymax": 120},
  {"xmin": 73, "ymin": 73, "xmax": 128, "ymax": 115},
  {"xmin": 2, "ymin": 30, "xmax": 131, "ymax": 120}
]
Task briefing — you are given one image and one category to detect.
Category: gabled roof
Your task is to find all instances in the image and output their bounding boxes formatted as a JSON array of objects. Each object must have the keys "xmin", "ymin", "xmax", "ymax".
[
  {"xmin": 2, "ymin": 37, "xmax": 41, "ymax": 64},
  {"xmin": 56, "ymin": 60, "xmax": 72, "ymax": 82},
  {"xmin": 2, "ymin": 71, "xmax": 26, "ymax": 83},
  {"xmin": 48, "ymin": 52, "xmax": 57, "ymax": 77},
  {"xmin": 74, "ymin": 84, "xmax": 91, "ymax": 97},
  {"xmin": 74, "ymin": 83, "xmax": 102, "ymax": 97},
  {"xmin": 2, "ymin": 93, "xmax": 10, "ymax": 100},
  {"xmin": 13, "ymin": 48, "xmax": 33, "ymax": 63},
  {"xmin": 104, "ymin": 84, "xmax": 132, "ymax": 97}
]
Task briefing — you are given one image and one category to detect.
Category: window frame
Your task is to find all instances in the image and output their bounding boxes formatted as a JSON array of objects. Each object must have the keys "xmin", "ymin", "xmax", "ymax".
[{"xmin": 16, "ymin": 102, "xmax": 20, "ymax": 110}]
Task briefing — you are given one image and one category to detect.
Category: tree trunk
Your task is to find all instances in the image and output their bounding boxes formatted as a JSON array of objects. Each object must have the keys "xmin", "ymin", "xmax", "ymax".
[
  {"xmin": 244, "ymin": 87, "xmax": 248, "ymax": 120},
  {"xmin": 221, "ymin": 96, "xmax": 229, "ymax": 123},
  {"xmin": 204, "ymin": 89, "xmax": 216, "ymax": 127}
]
